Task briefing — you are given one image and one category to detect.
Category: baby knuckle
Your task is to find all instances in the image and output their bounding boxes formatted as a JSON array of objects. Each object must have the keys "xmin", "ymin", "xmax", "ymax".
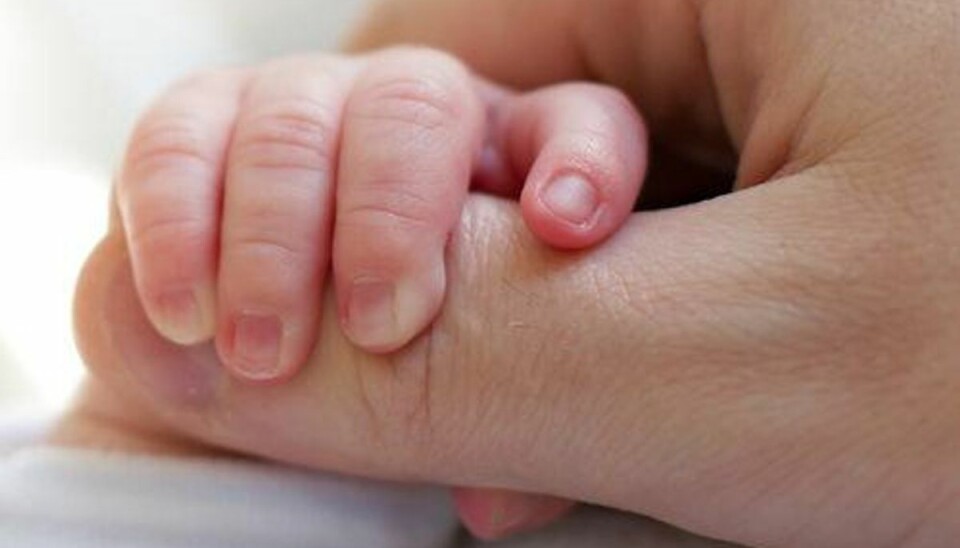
[
  {"xmin": 233, "ymin": 97, "xmax": 337, "ymax": 173},
  {"xmin": 341, "ymin": 190, "xmax": 439, "ymax": 236},
  {"xmin": 128, "ymin": 214, "xmax": 208, "ymax": 256},
  {"xmin": 230, "ymin": 229, "xmax": 312, "ymax": 268},
  {"xmin": 126, "ymin": 115, "xmax": 215, "ymax": 180},
  {"xmin": 352, "ymin": 70, "xmax": 466, "ymax": 133}
]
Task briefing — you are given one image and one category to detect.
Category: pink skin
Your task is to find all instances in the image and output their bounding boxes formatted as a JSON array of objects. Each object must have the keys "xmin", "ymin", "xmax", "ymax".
[
  {"xmin": 333, "ymin": 49, "xmax": 484, "ymax": 353},
  {"xmin": 116, "ymin": 47, "xmax": 648, "ymax": 537},
  {"xmin": 216, "ymin": 58, "xmax": 356, "ymax": 381},
  {"xmin": 477, "ymin": 84, "xmax": 648, "ymax": 249},
  {"xmin": 453, "ymin": 488, "xmax": 576, "ymax": 540},
  {"xmin": 118, "ymin": 47, "xmax": 648, "ymax": 381}
]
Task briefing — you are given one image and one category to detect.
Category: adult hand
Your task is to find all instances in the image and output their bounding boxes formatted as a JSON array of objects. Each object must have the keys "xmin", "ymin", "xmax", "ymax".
[
  {"xmin": 347, "ymin": 0, "xmax": 960, "ymax": 543},
  {"xmin": 62, "ymin": 0, "xmax": 960, "ymax": 546}
]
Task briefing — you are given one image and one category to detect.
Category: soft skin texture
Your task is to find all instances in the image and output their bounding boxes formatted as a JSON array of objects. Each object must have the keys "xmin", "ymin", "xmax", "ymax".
[
  {"xmin": 113, "ymin": 47, "xmax": 647, "ymax": 537},
  {"xmin": 118, "ymin": 49, "xmax": 647, "ymax": 381},
  {"xmin": 56, "ymin": 0, "xmax": 960, "ymax": 546}
]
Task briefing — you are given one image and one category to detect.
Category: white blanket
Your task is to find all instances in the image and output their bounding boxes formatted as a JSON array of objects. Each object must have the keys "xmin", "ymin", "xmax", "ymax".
[{"xmin": 0, "ymin": 447, "xmax": 733, "ymax": 548}]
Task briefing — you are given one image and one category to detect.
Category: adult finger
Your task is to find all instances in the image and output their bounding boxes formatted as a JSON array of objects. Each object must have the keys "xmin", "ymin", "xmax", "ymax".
[
  {"xmin": 85, "ymin": 7, "xmax": 960, "ymax": 541},
  {"xmin": 78, "ymin": 169, "xmax": 960, "ymax": 548}
]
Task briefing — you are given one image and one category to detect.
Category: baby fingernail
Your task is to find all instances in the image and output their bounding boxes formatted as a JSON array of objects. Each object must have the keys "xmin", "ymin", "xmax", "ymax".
[
  {"xmin": 109, "ymin": 264, "xmax": 220, "ymax": 407},
  {"xmin": 345, "ymin": 266, "xmax": 442, "ymax": 353},
  {"xmin": 153, "ymin": 285, "xmax": 216, "ymax": 345},
  {"xmin": 541, "ymin": 175, "xmax": 600, "ymax": 227},
  {"xmin": 345, "ymin": 278, "xmax": 398, "ymax": 351},
  {"xmin": 228, "ymin": 313, "xmax": 283, "ymax": 381}
]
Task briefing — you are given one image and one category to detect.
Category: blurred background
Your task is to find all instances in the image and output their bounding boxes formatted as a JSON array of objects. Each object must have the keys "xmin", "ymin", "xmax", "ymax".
[{"xmin": 0, "ymin": 0, "xmax": 365, "ymax": 424}]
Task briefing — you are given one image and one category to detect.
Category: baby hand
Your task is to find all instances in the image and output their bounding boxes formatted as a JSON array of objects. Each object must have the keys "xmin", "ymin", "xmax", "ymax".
[{"xmin": 116, "ymin": 47, "xmax": 647, "ymax": 382}]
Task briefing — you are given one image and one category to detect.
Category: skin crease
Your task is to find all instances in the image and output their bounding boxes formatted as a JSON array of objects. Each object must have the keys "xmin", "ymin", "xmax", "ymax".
[
  {"xmin": 117, "ymin": 50, "xmax": 648, "ymax": 388},
  {"xmin": 51, "ymin": 0, "xmax": 960, "ymax": 546},
  {"xmin": 102, "ymin": 45, "xmax": 648, "ymax": 539}
]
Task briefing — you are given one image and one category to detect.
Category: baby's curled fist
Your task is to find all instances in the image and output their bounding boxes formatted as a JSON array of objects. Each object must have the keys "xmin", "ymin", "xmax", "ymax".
[{"xmin": 117, "ymin": 47, "xmax": 648, "ymax": 383}]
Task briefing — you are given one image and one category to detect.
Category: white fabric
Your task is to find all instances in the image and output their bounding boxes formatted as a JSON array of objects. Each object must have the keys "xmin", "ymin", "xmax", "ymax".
[
  {"xmin": 0, "ymin": 448, "xmax": 458, "ymax": 548},
  {"xmin": 0, "ymin": 412, "xmax": 48, "ymax": 457},
  {"xmin": 0, "ymin": 447, "xmax": 734, "ymax": 547}
]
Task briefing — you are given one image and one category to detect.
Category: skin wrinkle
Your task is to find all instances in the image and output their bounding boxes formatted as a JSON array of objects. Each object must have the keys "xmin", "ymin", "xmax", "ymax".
[
  {"xmin": 723, "ymin": 3, "xmax": 903, "ymax": 189},
  {"xmin": 423, "ymin": 207, "xmax": 509, "ymax": 480},
  {"xmin": 74, "ymin": 181, "xmax": 960, "ymax": 545},
  {"xmin": 351, "ymin": 339, "xmax": 387, "ymax": 453},
  {"xmin": 123, "ymin": 70, "xmax": 247, "ymax": 187},
  {"xmin": 344, "ymin": 310, "xmax": 445, "ymax": 467},
  {"xmin": 784, "ymin": 3, "xmax": 956, "ymax": 188},
  {"xmin": 609, "ymin": 211, "xmax": 835, "ymax": 370},
  {"xmin": 428, "ymin": 2, "xmax": 952, "ymax": 536},
  {"xmin": 55, "ymin": 0, "xmax": 960, "ymax": 544},
  {"xmin": 502, "ymin": 228, "xmax": 728, "ymax": 506},
  {"xmin": 232, "ymin": 97, "xmax": 339, "ymax": 174},
  {"xmin": 443, "ymin": 201, "xmax": 636, "ymax": 490},
  {"xmin": 352, "ymin": 49, "xmax": 475, "ymax": 122},
  {"xmin": 568, "ymin": 184, "xmax": 940, "ymax": 540},
  {"xmin": 697, "ymin": 0, "xmax": 782, "ymax": 172},
  {"xmin": 125, "ymin": 115, "xmax": 218, "ymax": 177},
  {"xmin": 733, "ymin": 5, "xmax": 864, "ymax": 187}
]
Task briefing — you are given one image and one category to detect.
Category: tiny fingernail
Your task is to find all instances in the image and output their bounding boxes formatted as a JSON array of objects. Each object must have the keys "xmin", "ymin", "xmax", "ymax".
[
  {"xmin": 541, "ymin": 175, "xmax": 600, "ymax": 227},
  {"xmin": 110, "ymin": 266, "xmax": 219, "ymax": 407},
  {"xmin": 345, "ymin": 278, "xmax": 398, "ymax": 351},
  {"xmin": 153, "ymin": 286, "xmax": 216, "ymax": 345},
  {"xmin": 229, "ymin": 313, "xmax": 283, "ymax": 381}
]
